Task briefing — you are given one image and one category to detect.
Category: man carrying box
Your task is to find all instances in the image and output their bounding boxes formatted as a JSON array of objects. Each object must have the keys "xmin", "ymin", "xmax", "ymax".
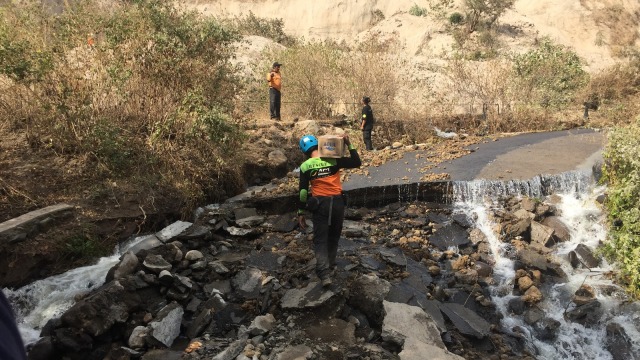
[{"xmin": 297, "ymin": 134, "xmax": 362, "ymax": 287}]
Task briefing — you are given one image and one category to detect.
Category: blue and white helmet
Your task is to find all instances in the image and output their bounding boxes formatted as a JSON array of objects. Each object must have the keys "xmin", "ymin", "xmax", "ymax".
[{"xmin": 299, "ymin": 135, "xmax": 318, "ymax": 153}]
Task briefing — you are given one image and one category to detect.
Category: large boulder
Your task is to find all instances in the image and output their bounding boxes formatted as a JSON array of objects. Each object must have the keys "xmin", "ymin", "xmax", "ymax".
[{"xmin": 347, "ymin": 274, "xmax": 391, "ymax": 327}]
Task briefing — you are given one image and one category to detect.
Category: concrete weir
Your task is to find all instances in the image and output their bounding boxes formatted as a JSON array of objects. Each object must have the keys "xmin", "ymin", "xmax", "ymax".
[{"xmin": 231, "ymin": 181, "xmax": 454, "ymax": 214}]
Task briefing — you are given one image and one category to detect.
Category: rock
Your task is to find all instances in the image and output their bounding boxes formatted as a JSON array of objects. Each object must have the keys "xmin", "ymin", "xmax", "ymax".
[
  {"xmin": 382, "ymin": 301, "xmax": 464, "ymax": 360},
  {"xmin": 348, "ymin": 274, "xmax": 391, "ymax": 327},
  {"xmin": 306, "ymin": 318, "xmax": 355, "ymax": 345},
  {"xmin": 517, "ymin": 249, "xmax": 549, "ymax": 271},
  {"xmin": 143, "ymin": 254, "xmax": 172, "ymax": 274},
  {"xmin": 234, "ymin": 207, "xmax": 258, "ymax": 220},
  {"xmin": 235, "ymin": 215, "xmax": 265, "ymax": 228},
  {"xmin": 532, "ymin": 317, "xmax": 560, "ymax": 341},
  {"xmin": 27, "ymin": 336, "xmax": 54, "ymax": 360},
  {"xmin": 568, "ymin": 244, "xmax": 600, "ymax": 269},
  {"xmin": 521, "ymin": 286, "xmax": 543, "ymax": 304},
  {"xmin": 523, "ymin": 308, "xmax": 544, "ymax": 325},
  {"xmin": 141, "ymin": 349, "xmax": 182, "ymax": 360},
  {"xmin": 281, "ymin": 282, "xmax": 335, "ymax": 309},
  {"xmin": 156, "ymin": 221, "xmax": 192, "ymax": 243},
  {"xmin": 439, "ymin": 303, "xmax": 491, "ymax": 338},
  {"xmin": 530, "ymin": 221, "xmax": 555, "ymax": 248},
  {"xmin": 267, "ymin": 150, "xmax": 288, "ymax": 167},
  {"xmin": 248, "ymin": 313, "xmax": 276, "ymax": 336},
  {"xmin": 54, "ymin": 328, "xmax": 93, "ymax": 351},
  {"xmin": 209, "ymin": 261, "xmax": 230, "ymax": 274},
  {"xmin": 503, "ymin": 218, "xmax": 530, "ymax": 239},
  {"xmin": 212, "ymin": 335, "xmax": 249, "ymax": 360},
  {"xmin": 158, "ymin": 270, "xmax": 174, "ymax": 286},
  {"xmin": 293, "ymin": 119, "xmax": 319, "ymax": 136},
  {"xmin": 541, "ymin": 216, "xmax": 570, "ymax": 242},
  {"xmin": 429, "ymin": 222, "xmax": 470, "ymax": 251},
  {"xmin": 508, "ymin": 297, "xmax": 525, "ymax": 315},
  {"xmin": 232, "ymin": 267, "xmax": 263, "ymax": 299},
  {"xmin": 110, "ymin": 251, "xmax": 140, "ymax": 281},
  {"xmin": 379, "ymin": 247, "xmax": 408, "ymax": 267},
  {"xmin": 125, "ymin": 234, "xmax": 163, "ymax": 255},
  {"xmin": 391, "ymin": 141, "xmax": 403, "ymax": 149},
  {"xmin": 573, "ymin": 284, "xmax": 596, "ymax": 305},
  {"xmin": 128, "ymin": 326, "xmax": 148, "ymax": 349},
  {"xmin": 565, "ymin": 300, "xmax": 603, "ymax": 327},
  {"xmin": 520, "ymin": 198, "xmax": 537, "ymax": 212},
  {"xmin": 148, "ymin": 302, "xmax": 184, "ymax": 348},
  {"xmin": 226, "ymin": 226, "xmax": 260, "ymax": 236},
  {"xmin": 186, "ymin": 308, "xmax": 213, "ymax": 339},
  {"xmin": 605, "ymin": 322, "xmax": 638, "ymax": 360},
  {"xmin": 270, "ymin": 213, "xmax": 298, "ymax": 233},
  {"xmin": 517, "ymin": 276, "xmax": 534, "ymax": 292},
  {"xmin": 61, "ymin": 281, "xmax": 141, "ymax": 337},
  {"xmin": 454, "ymin": 269, "xmax": 478, "ymax": 285},
  {"xmin": 513, "ymin": 209, "xmax": 534, "ymax": 221},
  {"xmin": 274, "ymin": 344, "xmax": 313, "ymax": 360},
  {"xmin": 184, "ymin": 250, "xmax": 203, "ymax": 261}
]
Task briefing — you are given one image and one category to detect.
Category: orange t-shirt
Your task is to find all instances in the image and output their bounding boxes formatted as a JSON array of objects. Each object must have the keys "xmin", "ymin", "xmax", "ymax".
[{"xmin": 267, "ymin": 71, "xmax": 281, "ymax": 91}]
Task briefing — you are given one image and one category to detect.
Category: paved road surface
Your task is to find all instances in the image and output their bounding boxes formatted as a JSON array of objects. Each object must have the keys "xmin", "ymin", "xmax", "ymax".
[{"xmin": 343, "ymin": 129, "xmax": 604, "ymax": 190}]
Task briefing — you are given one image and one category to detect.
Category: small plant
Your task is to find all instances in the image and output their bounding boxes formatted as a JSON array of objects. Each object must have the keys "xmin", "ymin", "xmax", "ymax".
[
  {"xmin": 449, "ymin": 12, "xmax": 464, "ymax": 24},
  {"xmin": 63, "ymin": 233, "xmax": 108, "ymax": 259},
  {"xmin": 372, "ymin": 9, "xmax": 385, "ymax": 25},
  {"xmin": 232, "ymin": 11, "xmax": 296, "ymax": 46},
  {"xmin": 409, "ymin": 4, "xmax": 428, "ymax": 17}
]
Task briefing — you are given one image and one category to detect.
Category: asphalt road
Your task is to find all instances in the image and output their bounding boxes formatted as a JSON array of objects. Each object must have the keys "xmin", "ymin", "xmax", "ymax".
[{"xmin": 343, "ymin": 129, "xmax": 604, "ymax": 190}]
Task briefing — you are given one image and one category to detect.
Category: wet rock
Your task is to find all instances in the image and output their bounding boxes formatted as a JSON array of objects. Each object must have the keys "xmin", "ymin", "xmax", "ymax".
[
  {"xmin": 605, "ymin": 322, "xmax": 638, "ymax": 360},
  {"xmin": 281, "ymin": 282, "xmax": 335, "ymax": 309},
  {"xmin": 568, "ymin": 244, "xmax": 600, "ymax": 269},
  {"xmin": 143, "ymin": 254, "xmax": 173, "ymax": 274},
  {"xmin": 109, "ymin": 251, "xmax": 140, "ymax": 281},
  {"xmin": 473, "ymin": 261, "xmax": 492, "ymax": 278},
  {"xmin": 126, "ymin": 234, "xmax": 163, "ymax": 255},
  {"xmin": 503, "ymin": 218, "xmax": 530, "ymax": 239},
  {"xmin": 517, "ymin": 249, "xmax": 549, "ymax": 271},
  {"xmin": 209, "ymin": 261, "xmax": 230, "ymax": 274},
  {"xmin": 530, "ymin": 221, "xmax": 555, "ymax": 248},
  {"xmin": 28, "ymin": 336, "xmax": 54, "ymax": 360},
  {"xmin": 540, "ymin": 216, "xmax": 570, "ymax": 243},
  {"xmin": 468, "ymin": 228, "xmax": 487, "ymax": 245},
  {"xmin": 211, "ymin": 335, "xmax": 249, "ymax": 360},
  {"xmin": 382, "ymin": 301, "xmax": 464, "ymax": 360},
  {"xmin": 54, "ymin": 327, "xmax": 93, "ymax": 351},
  {"xmin": 439, "ymin": 303, "xmax": 491, "ymax": 339},
  {"xmin": 513, "ymin": 209, "xmax": 535, "ymax": 221},
  {"xmin": 148, "ymin": 302, "xmax": 184, "ymax": 347},
  {"xmin": 348, "ymin": 274, "xmax": 391, "ymax": 326},
  {"xmin": 61, "ymin": 281, "xmax": 141, "ymax": 337},
  {"xmin": 507, "ymin": 297, "xmax": 525, "ymax": 315},
  {"xmin": 573, "ymin": 284, "xmax": 596, "ymax": 305},
  {"xmin": 517, "ymin": 276, "xmax": 534, "ymax": 292},
  {"xmin": 520, "ymin": 198, "xmax": 537, "ymax": 212},
  {"xmin": 226, "ymin": 226, "xmax": 260, "ymax": 237},
  {"xmin": 429, "ymin": 222, "xmax": 470, "ymax": 251},
  {"xmin": 523, "ymin": 308, "xmax": 544, "ymax": 325},
  {"xmin": 156, "ymin": 221, "xmax": 192, "ymax": 243},
  {"xmin": 532, "ymin": 317, "xmax": 560, "ymax": 341},
  {"xmin": 142, "ymin": 349, "xmax": 183, "ymax": 360},
  {"xmin": 232, "ymin": 267, "xmax": 263, "ymax": 299},
  {"xmin": 565, "ymin": 300, "xmax": 603, "ymax": 327},
  {"xmin": 247, "ymin": 251, "xmax": 282, "ymax": 272},
  {"xmin": 521, "ymin": 286, "xmax": 543, "ymax": 304},
  {"xmin": 454, "ymin": 269, "xmax": 478, "ymax": 285}
]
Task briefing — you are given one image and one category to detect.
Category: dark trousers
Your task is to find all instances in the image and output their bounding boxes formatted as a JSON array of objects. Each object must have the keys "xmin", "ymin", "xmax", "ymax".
[
  {"xmin": 269, "ymin": 88, "xmax": 281, "ymax": 120},
  {"xmin": 363, "ymin": 130, "xmax": 373, "ymax": 150},
  {"xmin": 310, "ymin": 195, "xmax": 345, "ymax": 280}
]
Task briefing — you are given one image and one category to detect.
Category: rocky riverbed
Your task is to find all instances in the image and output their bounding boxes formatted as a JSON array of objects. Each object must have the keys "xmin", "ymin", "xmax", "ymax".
[{"xmin": 21, "ymin": 190, "xmax": 638, "ymax": 360}]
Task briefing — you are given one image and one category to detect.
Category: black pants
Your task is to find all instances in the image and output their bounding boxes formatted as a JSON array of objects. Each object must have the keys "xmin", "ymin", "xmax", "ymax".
[
  {"xmin": 363, "ymin": 130, "xmax": 373, "ymax": 150},
  {"xmin": 308, "ymin": 195, "xmax": 345, "ymax": 280},
  {"xmin": 269, "ymin": 88, "xmax": 281, "ymax": 120}
]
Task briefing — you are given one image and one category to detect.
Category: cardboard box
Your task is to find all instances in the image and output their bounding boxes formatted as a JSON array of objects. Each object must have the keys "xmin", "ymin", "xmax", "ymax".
[{"xmin": 318, "ymin": 135, "xmax": 346, "ymax": 158}]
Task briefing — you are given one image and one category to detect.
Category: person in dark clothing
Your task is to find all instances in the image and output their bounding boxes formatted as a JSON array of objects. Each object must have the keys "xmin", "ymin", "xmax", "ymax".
[
  {"xmin": 360, "ymin": 96, "xmax": 374, "ymax": 150},
  {"xmin": 267, "ymin": 62, "xmax": 282, "ymax": 120},
  {"xmin": 0, "ymin": 290, "xmax": 27, "ymax": 360},
  {"xmin": 297, "ymin": 134, "xmax": 362, "ymax": 287}
]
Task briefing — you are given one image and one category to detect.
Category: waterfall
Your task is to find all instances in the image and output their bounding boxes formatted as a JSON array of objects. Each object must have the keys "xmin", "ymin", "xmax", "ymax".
[
  {"xmin": 2, "ymin": 237, "xmax": 146, "ymax": 346},
  {"xmin": 452, "ymin": 171, "xmax": 640, "ymax": 360}
]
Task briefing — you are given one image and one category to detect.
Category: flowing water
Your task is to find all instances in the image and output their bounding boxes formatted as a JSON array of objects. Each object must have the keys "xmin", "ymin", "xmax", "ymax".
[
  {"xmin": 2, "ymin": 237, "xmax": 145, "ymax": 346},
  {"xmin": 452, "ymin": 171, "xmax": 640, "ymax": 360}
]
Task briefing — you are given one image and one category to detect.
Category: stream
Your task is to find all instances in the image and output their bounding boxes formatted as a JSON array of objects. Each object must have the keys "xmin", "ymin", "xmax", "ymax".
[{"xmin": 3, "ymin": 171, "xmax": 639, "ymax": 359}]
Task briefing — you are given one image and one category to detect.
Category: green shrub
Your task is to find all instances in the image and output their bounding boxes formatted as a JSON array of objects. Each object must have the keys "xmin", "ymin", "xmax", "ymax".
[
  {"xmin": 449, "ymin": 12, "xmax": 464, "ymax": 24},
  {"xmin": 602, "ymin": 120, "xmax": 640, "ymax": 296},
  {"xmin": 231, "ymin": 11, "xmax": 296, "ymax": 46},
  {"xmin": 512, "ymin": 38, "xmax": 589, "ymax": 108},
  {"xmin": 409, "ymin": 4, "xmax": 428, "ymax": 17}
]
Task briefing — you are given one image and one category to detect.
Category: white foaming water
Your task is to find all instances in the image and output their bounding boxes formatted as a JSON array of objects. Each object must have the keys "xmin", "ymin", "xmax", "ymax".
[
  {"xmin": 2, "ymin": 237, "xmax": 145, "ymax": 345},
  {"xmin": 453, "ymin": 173, "xmax": 640, "ymax": 360}
]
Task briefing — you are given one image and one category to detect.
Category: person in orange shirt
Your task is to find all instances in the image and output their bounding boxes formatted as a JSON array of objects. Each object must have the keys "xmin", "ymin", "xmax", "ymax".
[
  {"xmin": 267, "ymin": 62, "xmax": 282, "ymax": 120},
  {"xmin": 297, "ymin": 134, "xmax": 361, "ymax": 287}
]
